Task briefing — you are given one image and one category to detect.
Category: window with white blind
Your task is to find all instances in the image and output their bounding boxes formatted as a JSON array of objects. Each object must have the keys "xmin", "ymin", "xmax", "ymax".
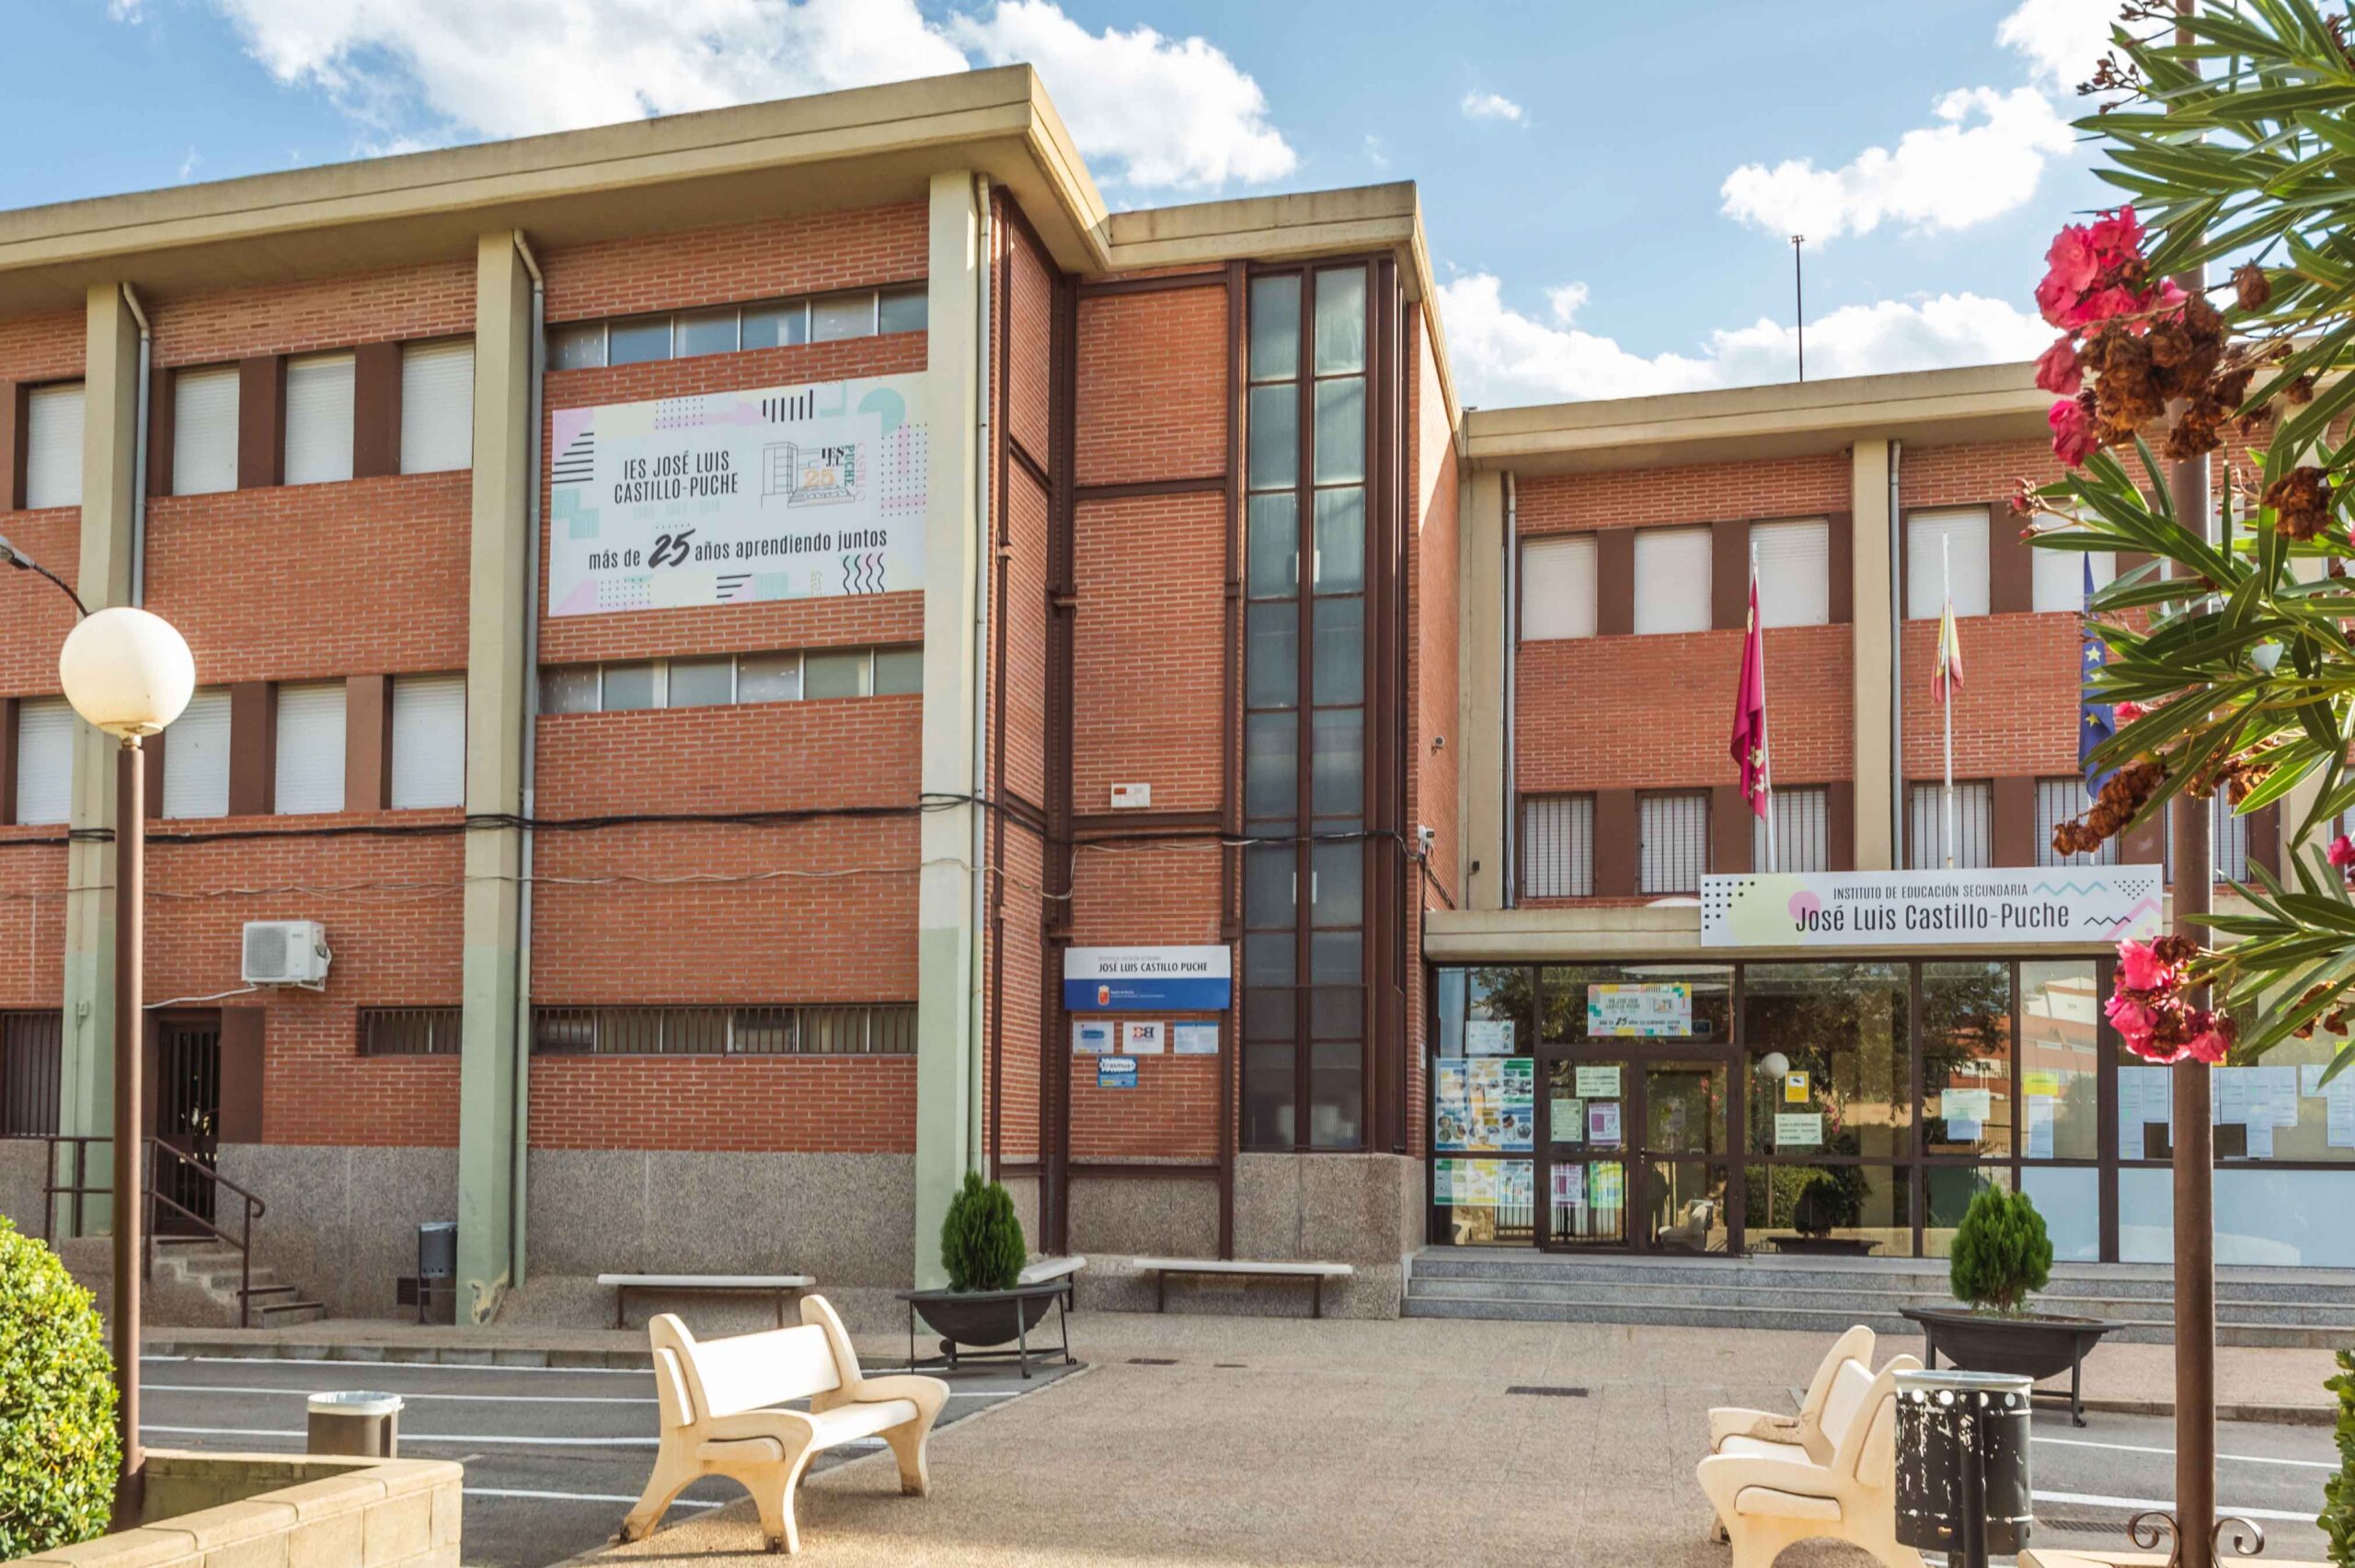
[
  {"xmin": 1906, "ymin": 507, "xmax": 1991, "ymax": 618},
  {"xmin": 390, "ymin": 674, "xmax": 465, "ymax": 809},
  {"xmin": 1751, "ymin": 519, "xmax": 1832, "ymax": 627},
  {"xmin": 2156, "ymin": 799, "xmax": 2254, "ymax": 883},
  {"xmin": 2031, "ymin": 544, "xmax": 2115, "ymax": 613},
  {"xmin": 2036, "ymin": 775, "xmax": 2118, "ymax": 865},
  {"xmin": 1520, "ymin": 534, "xmax": 1598, "ymax": 640},
  {"xmin": 161, "ymin": 689, "xmax": 231, "ymax": 819},
  {"xmin": 1633, "ymin": 525, "xmax": 1712, "ymax": 635},
  {"xmin": 1908, "ymin": 780, "xmax": 1993, "ymax": 868},
  {"xmin": 170, "ymin": 367, "xmax": 239, "ymax": 496},
  {"xmin": 13, "ymin": 699, "xmax": 74, "ymax": 826},
  {"xmin": 273, "ymin": 682, "xmax": 346, "ymax": 815},
  {"xmin": 1521, "ymin": 795, "xmax": 1594, "ymax": 898},
  {"xmin": 282, "ymin": 353, "xmax": 355, "ymax": 486},
  {"xmin": 399, "ymin": 340, "xmax": 474, "ymax": 475},
  {"xmin": 1638, "ymin": 792, "xmax": 1709, "ymax": 893},
  {"xmin": 1752, "ymin": 785, "xmax": 1829, "ymax": 873},
  {"xmin": 23, "ymin": 383, "xmax": 84, "ymax": 509}
]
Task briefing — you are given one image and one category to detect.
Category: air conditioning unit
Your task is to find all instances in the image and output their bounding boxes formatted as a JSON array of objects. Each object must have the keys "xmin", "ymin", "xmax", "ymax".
[{"xmin": 241, "ymin": 921, "xmax": 332, "ymax": 986}]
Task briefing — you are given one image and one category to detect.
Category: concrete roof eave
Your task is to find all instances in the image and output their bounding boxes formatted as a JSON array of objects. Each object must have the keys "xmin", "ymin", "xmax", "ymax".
[{"xmin": 1461, "ymin": 361, "xmax": 2056, "ymax": 475}]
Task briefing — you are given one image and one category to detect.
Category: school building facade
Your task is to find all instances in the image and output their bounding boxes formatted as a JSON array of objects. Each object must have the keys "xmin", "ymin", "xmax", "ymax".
[{"xmin": 0, "ymin": 68, "xmax": 2344, "ymax": 1331}]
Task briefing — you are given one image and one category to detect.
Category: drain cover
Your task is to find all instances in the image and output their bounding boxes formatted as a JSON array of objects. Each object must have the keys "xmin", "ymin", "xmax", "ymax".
[
  {"xmin": 1126, "ymin": 1356, "xmax": 1178, "ymax": 1366},
  {"xmin": 1506, "ymin": 1385, "xmax": 1589, "ymax": 1398}
]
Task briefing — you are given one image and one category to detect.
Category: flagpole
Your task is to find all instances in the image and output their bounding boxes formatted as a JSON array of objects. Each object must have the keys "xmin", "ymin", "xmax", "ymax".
[
  {"xmin": 1942, "ymin": 534, "xmax": 1956, "ymax": 869},
  {"xmin": 1755, "ymin": 543, "xmax": 1775, "ymax": 874}
]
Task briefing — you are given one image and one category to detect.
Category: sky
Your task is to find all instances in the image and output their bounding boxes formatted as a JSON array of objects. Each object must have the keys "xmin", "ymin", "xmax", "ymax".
[{"xmin": 8, "ymin": 0, "xmax": 2124, "ymax": 410}]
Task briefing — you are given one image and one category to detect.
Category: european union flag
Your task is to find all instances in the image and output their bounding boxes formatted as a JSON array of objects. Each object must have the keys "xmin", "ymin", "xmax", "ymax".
[{"xmin": 2080, "ymin": 555, "xmax": 2114, "ymax": 799}]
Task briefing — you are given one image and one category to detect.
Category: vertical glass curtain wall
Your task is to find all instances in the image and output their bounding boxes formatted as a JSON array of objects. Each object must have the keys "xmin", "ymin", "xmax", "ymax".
[
  {"xmin": 1430, "ymin": 957, "xmax": 2355, "ymax": 1263},
  {"xmin": 1242, "ymin": 263, "xmax": 1372, "ymax": 1150}
]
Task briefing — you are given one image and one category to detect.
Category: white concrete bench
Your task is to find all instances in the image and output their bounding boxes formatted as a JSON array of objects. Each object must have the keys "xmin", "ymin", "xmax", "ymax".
[
  {"xmin": 598, "ymin": 1273, "xmax": 815, "ymax": 1329},
  {"xmin": 1132, "ymin": 1256, "xmax": 1353, "ymax": 1318},
  {"xmin": 1695, "ymin": 1349, "xmax": 1921, "ymax": 1568},
  {"xmin": 1017, "ymin": 1255, "xmax": 1086, "ymax": 1287},
  {"xmin": 622, "ymin": 1297, "xmax": 948, "ymax": 1555}
]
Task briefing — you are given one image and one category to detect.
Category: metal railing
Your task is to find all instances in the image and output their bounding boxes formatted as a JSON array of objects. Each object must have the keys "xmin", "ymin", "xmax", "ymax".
[{"xmin": 28, "ymin": 1134, "xmax": 270, "ymax": 1327}]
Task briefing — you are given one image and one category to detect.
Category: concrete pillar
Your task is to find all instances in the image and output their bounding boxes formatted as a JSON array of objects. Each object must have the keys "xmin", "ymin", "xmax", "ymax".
[
  {"xmin": 1458, "ymin": 468, "xmax": 1506, "ymax": 910},
  {"xmin": 59, "ymin": 283, "xmax": 143, "ymax": 1230},
  {"xmin": 1849, "ymin": 440, "xmax": 1896, "ymax": 871},
  {"xmin": 913, "ymin": 171, "xmax": 984, "ymax": 1288},
  {"xmin": 455, "ymin": 234, "xmax": 533, "ymax": 1322}
]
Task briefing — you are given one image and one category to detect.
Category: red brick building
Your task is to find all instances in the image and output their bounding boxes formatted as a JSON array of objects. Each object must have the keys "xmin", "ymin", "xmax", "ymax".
[{"xmin": 0, "ymin": 72, "xmax": 2344, "ymax": 1332}]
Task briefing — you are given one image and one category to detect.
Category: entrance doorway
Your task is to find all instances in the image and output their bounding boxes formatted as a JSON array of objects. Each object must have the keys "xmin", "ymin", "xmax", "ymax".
[
  {"xmin": 1537, "ymin": 1051, "xmax": 1736, "ymax": 1253},
  {"xmin": 150, "ymin": 1013, "xmax": 222, "ymax": 1230}
]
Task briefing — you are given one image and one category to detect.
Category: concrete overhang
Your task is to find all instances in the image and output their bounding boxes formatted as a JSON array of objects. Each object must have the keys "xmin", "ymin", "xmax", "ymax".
[
  {"xmin": 0, "ymin": 67, "xmax": 1112, "ymax": 314},
  {"xmin": 1461, "ymin": 361, "xmax": 2053, "ymax": 476}
]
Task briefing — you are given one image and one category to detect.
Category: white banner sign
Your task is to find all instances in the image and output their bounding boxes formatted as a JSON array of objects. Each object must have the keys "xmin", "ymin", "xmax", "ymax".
[
  {"xmin": 548, "ymin": 373, "xmax": 928, "ymax": 617},
  {"xmin": 1702, "ymin": 866, "xmax": 2162, "ymax": 948}
]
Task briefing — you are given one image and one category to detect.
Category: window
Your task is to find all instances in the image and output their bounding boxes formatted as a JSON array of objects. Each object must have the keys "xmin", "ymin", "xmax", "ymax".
[
  {"xmin": 2037, "ymin": 776, "xmax": 2118, "ymax": 865},
  {"xmin": 1243, "ymin": 264, "xmax": 1371, "ymax": 1153},
  {"xmin": 1751, "ymin": 519, "xmax": 1831, "ymax": 627},
  {"xmin": 535, "ymin": 647, "xmax": 918, "ymax": 713},
  {"xmin": 1521, "ymin": 795, "xmax": 1594, "ymax": 898},
  {"xmin": 171, "ymin": 367, "xmax": 239, "ymax": 496},
  {"xmin": 2156, "ymin": 797, "xmax": 2255, "ymax": 883},
  {"xmin": 1909, "ymin": 780, "xmax": 1993, "ymax": 869},
  {"xmin": 161, "ymin": 688, "xmax": 231, "ymax": 819},
  {"xmin": 1520, "ymin": 535, "xmax": 1597, "ymax": 640},
  {"xmin": 282, "ymin": 352, "xmax": 355, "ymax": 485},
  {"xmin": 529, "ymin": 1003, "xmax": 915, "ymax": 1056},
  {"xmin": 1753, "ymin": 785, "xmax": 1829, "ymax": 873},
  {"xmin": 391, "ymin": 674, "xmax": 465, "ymax": 809},
  {"xmin": 1638, "ymin": 792, "xmax": 1709, "ymax": 893},
  {"xmin": 14, "ymin": 698, "xmax": 74, "ymax": 826},
  {"xmin": 359, "ymin": 1008, "xmax": 461, "ymax": 1057},
  {"xmin": 1906, "ymin": 507, "xmax": 1990, "ymax": 618},
  {"xmin": 273, "ymin": 682, "xmax": 346, "ymax": 815},
  {"xmin": 2032, "ymin": 544, "xmax": 2115, "ymax": 613},
  {"xmin": 1, "ymin": 1011, "xmax": 63, "ymax": 1137},
  {"xmin": 550, "ymin": 286, "xmax": 924, "ymax": 369},
  {"xmin": 399, "ymin": 340, "xmax": 474, "ymax": 474},
  {"xmin": 1633, "ymin": 526, "xmax": 1712, "ymax": 635},
  {"xmin": 23, "ymin": 383, "xmax": 83, "ymax": 509}
]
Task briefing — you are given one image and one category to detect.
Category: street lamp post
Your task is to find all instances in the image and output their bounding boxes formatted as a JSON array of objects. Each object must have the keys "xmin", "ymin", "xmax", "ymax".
[{"xmin": 6, "ymin": 536, "xmax": 193, "ymax": 1521}]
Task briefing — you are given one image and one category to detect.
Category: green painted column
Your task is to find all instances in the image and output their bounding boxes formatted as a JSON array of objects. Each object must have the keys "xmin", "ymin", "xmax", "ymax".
[
  {"xmin": 913, "ymin": 172, "xmax": 984, "ymax": 1288},
  {"xmin": 455, "ymin": 234, "xmax": 534, "ymax": 1322},
  {"xmin": 59, "ymin": 282, "xmax": 143, "ymax": 1233}
]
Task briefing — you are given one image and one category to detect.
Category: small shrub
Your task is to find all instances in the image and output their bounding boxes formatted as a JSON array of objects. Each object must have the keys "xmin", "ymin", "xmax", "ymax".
[
  {"xmin": 2324, "ymin": 1348, "xmax": 2353, "ymax": 1567},
  {"xmin": 0, "ymin": 1216, "xmax": 120, "ymax": 1556},
  {"xmin": 1947, "ymin": 1185, "xmax": 2053, "ymax": 1315},
  {"xmin": 939, "ymin": 1171, "xmax": 1025, "ymax": 1293}
]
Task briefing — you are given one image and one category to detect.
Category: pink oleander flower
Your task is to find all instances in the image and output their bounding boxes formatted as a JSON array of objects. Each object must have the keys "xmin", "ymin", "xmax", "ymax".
[
  {"xmin": 2039, "ymin": 227, "xmax": 2104, "ymax": 326},
  {"xmin": 2051, "ymin": 398, "xmax": 2100, "ymax": 467},
  {"xmin": 2328, "ymin": 833, "xmax": 2355, "ymax": 871},
  {"xmin": 2062, "ymin": 285, "xmax": 2145, "ymax": 332},
  {"xmin": 2035, "ymin": 337, "xmax": 2083, "ymax": 396},
  {"xmin": 2086, "ymin": 205, "xmax": 2146, "ymax": 263},
  {"xmin": 2105, "ymin": 991, "xmax": 2157, "ymax": 1044},
  {"xmin": 2117, "ymin": 937, "xmax": 2173, "ymax": 993},
  {"xmin": 2184, "ymin": 1024, "xmax": 2232, "ymax": 1066},
  {"xmin": 2113, "ymin": 701, "xmax": 2146, "ymax": 724}
]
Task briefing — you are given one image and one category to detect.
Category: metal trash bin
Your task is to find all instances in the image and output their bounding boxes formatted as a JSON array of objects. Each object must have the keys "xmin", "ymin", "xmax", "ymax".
[
  {"xmin": 307, "ymin": 1391, "xmax": 403, "ymax": 1458},
  {"xmin": 1893, "ymin": 1368, "xmax": 2034, "ymax": 1568},
  {"xmin": 416, "ymin": 1220, "xmax": 456, "ymax": 1324}
]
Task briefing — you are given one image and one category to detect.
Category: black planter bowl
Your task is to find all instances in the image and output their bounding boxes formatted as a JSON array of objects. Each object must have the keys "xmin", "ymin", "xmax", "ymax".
[
  {"xmin": 894, "ymin": 1279, "xmax": 1074, "ymax": 1377},
  {"xmin": 1900, "ymin": 1304, "xmax": 2118, "ymax": 1425}
]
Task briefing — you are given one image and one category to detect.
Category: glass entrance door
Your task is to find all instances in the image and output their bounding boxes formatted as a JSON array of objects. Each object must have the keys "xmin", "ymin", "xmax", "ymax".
[
  {"xmin": 1539, "ymin": 1057, "xmax": 1629, "ymax": 1249},
  {"xmin": 1538, "ymin": 1054, "xmax": 1735, "ymax": 1252}
]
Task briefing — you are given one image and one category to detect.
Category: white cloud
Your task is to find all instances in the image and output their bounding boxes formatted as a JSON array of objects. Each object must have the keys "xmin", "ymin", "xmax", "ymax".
[
  {"xmin": 1721, "ymin": 86, "xmax": 2073, "ymax": 242},
  {"xmin": 1460, "ymin": 90, "xmax": 1522, "ymax": 123},
  {"xmin": 951, "ymin": 2, "xmax": 1294, "ymax": 188},
  {"xmin": 1998, "ymin": 0, "xmax": 2119, "ymax": 91},
  {"xmin": 1435, "ymin": 273, "xmax": 2053, "ymax": 406},
  {"xmin": 190, "ymin": 0, "xmax": 1293, "ymax": 191},
  {"xmin": 178, "ymin": 145, "xmax": 202, "ymax": 181}
]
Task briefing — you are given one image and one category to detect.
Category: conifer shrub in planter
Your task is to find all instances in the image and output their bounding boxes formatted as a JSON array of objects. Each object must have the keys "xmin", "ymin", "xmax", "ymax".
[
  {"xmin": 1901, "ymin": 1188, "xmax": 2115, "ymax": 1421},
  {"xmin": 903, "ymin": 1173, "xmax": 1057, "ymax": 1353},
  {"xmin": 0, "ymin": 1216, "xmax": 120, "ymax": 1557},
  {"xmin": 2324, "ymin": 1349, "xmax": 2353, "ymax": 1567}
]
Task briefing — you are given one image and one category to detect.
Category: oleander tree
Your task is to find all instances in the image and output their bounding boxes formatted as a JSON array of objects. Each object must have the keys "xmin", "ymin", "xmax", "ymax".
[{"xmin": 2021, "ymin": 0, "xmax": 2355, "ymax": 1084}]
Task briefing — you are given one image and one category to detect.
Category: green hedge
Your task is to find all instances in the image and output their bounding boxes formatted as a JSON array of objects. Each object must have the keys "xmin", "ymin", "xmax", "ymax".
[
  {"xmin": 0, "ymin": 1216, "xmax": 120, "ymax": 1555},
  {"xmin": 2325, "ymin": 1348, "xmax": 2353, "ymax": 1567},
  {"xmin": 939, "ymin": 1171, "xmax": 1025, "ymax": 1293}
]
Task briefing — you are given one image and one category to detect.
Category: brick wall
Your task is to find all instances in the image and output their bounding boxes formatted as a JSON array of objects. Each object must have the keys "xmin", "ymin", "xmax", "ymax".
[
  {"xmin": 542, "ymin": 202, "xmax": 926, "ymax": 324},
  {"xmin": 150, "ymin": 260, "xmax": 474, "ymax": 366},
  {"xmin": 1071, "ymin": 491, "xmax": 1225, "ymax": 812},
  {"xmin": 1074, "ymin": 282, "xmax": 1225, "ymax": 487}
]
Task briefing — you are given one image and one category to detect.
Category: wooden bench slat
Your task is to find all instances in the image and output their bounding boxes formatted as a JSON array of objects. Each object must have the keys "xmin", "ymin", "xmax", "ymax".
[{"xmin": 598, "ymin": 1274, "xmax": 814, "ymax": 1288}]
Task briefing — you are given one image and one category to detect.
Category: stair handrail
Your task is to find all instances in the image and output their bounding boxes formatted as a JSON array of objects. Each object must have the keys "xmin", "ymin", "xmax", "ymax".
[{"xmin": 28, "ymin": 1133, "xmax": 270, "ymax": 1328}]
